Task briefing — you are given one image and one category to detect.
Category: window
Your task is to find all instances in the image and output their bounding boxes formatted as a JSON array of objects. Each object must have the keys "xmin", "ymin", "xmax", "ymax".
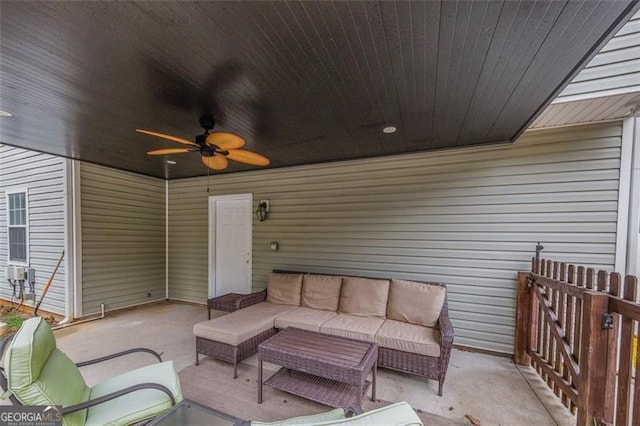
[{"xmin": 7, "ymin": 190, "xmax": 28, "ymax": 264}]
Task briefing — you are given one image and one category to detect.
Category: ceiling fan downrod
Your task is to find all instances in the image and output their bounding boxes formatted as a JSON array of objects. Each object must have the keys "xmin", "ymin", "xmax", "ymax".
[{"xmin": 199, "ymin": 114, "xmax": 215, "ymax": 131}]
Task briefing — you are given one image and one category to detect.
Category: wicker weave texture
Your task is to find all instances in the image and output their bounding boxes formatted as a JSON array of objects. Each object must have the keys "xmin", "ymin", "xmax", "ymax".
[
  {"xmin": 196, "ymin": 328, "xmax": 278, "ymax": 368},
  {"xmin": 198, "ymin": 272, "xmax": 454, "ymax": 395},
  {"xmin": 375, "ymin": 293, "xmax": 453, "ymax": 394},
  {"xmin": 264, "ymin": 368, "xmax": 370, "ymax": 408},
  {"xmin": 197, "ymin": 336, "xmax": 236, "ymax": 364},
  {"xmin": 208, "ymin": 293, "xmax": 242, "ymax": 312},
  {"xmin": 378, "ymin": 347, "xmax": 439, "ymax": 380},
  {"xmin": 258, "ymin": 328, "xmax": 377, "ymax": 409},
  {"xmin": 234, "ymin": 289, "xmax": 266, "ymax": 310},
  {"xmin": 259, "ymin": 328, "xmax": 377, "ymax": 386}
]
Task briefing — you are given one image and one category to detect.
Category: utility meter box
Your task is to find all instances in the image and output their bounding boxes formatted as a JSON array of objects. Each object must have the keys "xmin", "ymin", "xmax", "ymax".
[{"xmin": 26, "ymin": 268, "xmax": 35, "ymax": 285}]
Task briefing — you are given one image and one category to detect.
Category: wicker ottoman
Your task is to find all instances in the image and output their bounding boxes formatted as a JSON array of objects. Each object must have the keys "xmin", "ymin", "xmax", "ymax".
[{"xmin": 193, "ymin": 298, "xmax": 297, "ymax": 378}]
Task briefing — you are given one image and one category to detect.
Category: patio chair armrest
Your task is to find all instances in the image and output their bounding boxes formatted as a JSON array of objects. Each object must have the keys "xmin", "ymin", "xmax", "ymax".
[
  {"xmin": 344, "ymin": 406, "xmax": 364, "ymax": 417},
  {"xmin": 76, "ymin": 348, "xmax": 163, "ymax": 367},
  {"xmin": 438, "ymin": 311, "xmax": 454, "ymax": 347},
  {"xmin": 0, "ymin": 335, "xmax": 14, "ymax": 361},
  {"xmin": 234, "ymin": 289, "xmax": 267, "ymax": 310},
  {"xmin": 60, "ymin": 382, "xmax": 176, "ymax": 415},
  {"xmin": 0, "ymin": 335, "xmax": 22, "ymax": 406}
]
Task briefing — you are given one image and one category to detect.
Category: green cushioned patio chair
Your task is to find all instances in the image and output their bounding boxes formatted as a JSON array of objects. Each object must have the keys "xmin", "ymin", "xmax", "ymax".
[{"xmin": 0, "ymin": 317, "xmax": 183, "ymax": 426}]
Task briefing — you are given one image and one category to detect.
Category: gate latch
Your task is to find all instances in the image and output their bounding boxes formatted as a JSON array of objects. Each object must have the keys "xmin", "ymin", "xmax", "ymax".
[
  {"xmin": 602, "ymin": 313, "xmax": 614, "ymax": 329},
  {"xmin": 527, "ymin": 274, "xmax": 535, "ymax": 288}
]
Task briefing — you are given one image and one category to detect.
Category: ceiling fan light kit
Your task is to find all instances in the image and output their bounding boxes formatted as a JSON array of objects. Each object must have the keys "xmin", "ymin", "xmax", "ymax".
[{"xmin": 136, "ymin": 114, "xmax": 270, "ymax": 171}]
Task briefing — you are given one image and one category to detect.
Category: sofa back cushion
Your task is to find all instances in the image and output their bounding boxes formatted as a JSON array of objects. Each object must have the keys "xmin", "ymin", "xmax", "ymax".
[
  {"xmin": 266, "ymin": 273, "xmax": 303, "ymax": 305},
  {"xmin": 338, "ymin": 277, "xmax": 390, "ymax": 318},
  {"xmin": 301, "ymin": 274, "xmax": 343, "ymax": 311},
  {"xmin": 387, "ymin": 279, "xmax": 446, "ymax": 327}
]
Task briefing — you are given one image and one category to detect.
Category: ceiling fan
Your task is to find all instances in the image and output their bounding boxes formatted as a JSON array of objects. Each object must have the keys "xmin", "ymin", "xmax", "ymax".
[{"xmin": 136, "ymin": 114, "xmax": 269, "ymax": 171}]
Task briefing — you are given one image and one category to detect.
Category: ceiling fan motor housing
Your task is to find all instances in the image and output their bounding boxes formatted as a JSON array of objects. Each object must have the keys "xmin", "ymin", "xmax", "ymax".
[
  {"xmin": 195, "ymin": 134, "xmax": 224, "ymax": 157},
  {"xmin": 199, "ymin": 114, "xmax": 215, "ymax": 131},
  {"xmin": 195, "ymin": 134, "xmax": 208, "ymax": 146}
]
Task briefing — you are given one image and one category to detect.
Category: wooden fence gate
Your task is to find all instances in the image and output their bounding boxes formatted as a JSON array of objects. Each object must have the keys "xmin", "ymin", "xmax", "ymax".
[{"xmin": 515, "ymin": 258, "xmax": 640, "ymax": 426}]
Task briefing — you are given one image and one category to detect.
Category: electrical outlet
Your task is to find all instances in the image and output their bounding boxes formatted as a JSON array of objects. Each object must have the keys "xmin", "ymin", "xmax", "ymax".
[{"xmin": 259, "ymin": 200, "xmax": 270, "ymax": 212}]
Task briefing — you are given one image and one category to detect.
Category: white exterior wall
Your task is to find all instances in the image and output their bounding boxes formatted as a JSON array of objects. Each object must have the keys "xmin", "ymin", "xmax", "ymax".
[
  {"xmin": 79, "ymin": 163, "xmax": 165, "ymax": 315},
  {"xmin": 557, "ymin": 9, "xmax": 640, "ymax": 102},
  {"xmin": 168, "ymin": 122, "xmax": 622, "ymax": 354},
  {"xmin": 0, "ymin": 121, "xmax": 625, "ymax": 351},
  {"xmin": 0, "ymin": 146, "xmax": 67, "ymax": 314}
]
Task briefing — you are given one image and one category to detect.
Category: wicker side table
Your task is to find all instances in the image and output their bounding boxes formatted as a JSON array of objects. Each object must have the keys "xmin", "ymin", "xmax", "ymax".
[{"xmin": 207, "ymin": 293, "xmax": 242, "ymax": 319}]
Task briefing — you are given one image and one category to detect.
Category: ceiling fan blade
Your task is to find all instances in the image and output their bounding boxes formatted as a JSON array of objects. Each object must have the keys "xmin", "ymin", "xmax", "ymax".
[
  {"xmin": 136, "ymin": 129, "xmax": 198, "ymax": 147},
  {"xmin": 206, "ymin": 132, "xmax": 245, "ymax": 150},
  {"xmin": 202, "ymin": 155, "xmax": 229, "ymax": 171},
  {"xmin": 226, "ymin": 149, "xmax": 270, "ymax": 166},
  {"xmin": 147, "ymin": 148, "xmax": 195, "ymax": 155}
]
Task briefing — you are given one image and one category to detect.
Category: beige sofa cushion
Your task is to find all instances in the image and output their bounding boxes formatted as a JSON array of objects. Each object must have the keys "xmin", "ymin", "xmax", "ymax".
[
  {"xmin": 193, "ymin": 302, "xmax": 297, "ymax": 346},
  {"xmin": 339, "ymin": 277, "xmax": 390, "ymax": 318},
  {"xmin": 301, "ymin": 274, "xmax": 342, "ymax": 311},
  {"xmin": 320, "ymin": 314, "xmax": 384, "ymax": 342},
  {"xmin": 387, "ymin": 279, "xmax": 446, "ymax": 327},
  {"xmin": 376, "ymin": 319, "xmax": 440, "ymax": 357},
  {"xmin": 274, "ymin": 307, "xmax": 338, "ymax": 332},
  {"xmin": 266, "ymin": 273, "xmax": 303, "ymax": 306}
]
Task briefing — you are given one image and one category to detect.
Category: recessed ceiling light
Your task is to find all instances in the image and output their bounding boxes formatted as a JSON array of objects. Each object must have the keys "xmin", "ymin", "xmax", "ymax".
[
  {"xmin": 382, "ymin": 126, "xmax": 396, "ymax": 134},
  {"xmin": 166, "ymin": 160, "xmax": 177, "ymax": 165},
  {"xmin": 0, "ymin": 110, "xmax": 13, "ymax": 117}
]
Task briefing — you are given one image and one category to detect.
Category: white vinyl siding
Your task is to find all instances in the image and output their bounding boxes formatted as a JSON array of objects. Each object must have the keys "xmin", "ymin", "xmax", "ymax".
[
  {"xmin": 532, "ymin": 92, "xmax": 640, "ymax": 129},
  {"xmin": 556, "ymin": 9, "xmax": 640, "ymax": 101},
  {"xmin": 0, "ymin": 146, "xmax": 66, "ymax": 314},
  {"xmin": 167, "ymin": 121, "xmax": 622, "ymax": 354},
  {"xmin": 80, "ymin": 163, "xmax": 165, "ymax": 315}
]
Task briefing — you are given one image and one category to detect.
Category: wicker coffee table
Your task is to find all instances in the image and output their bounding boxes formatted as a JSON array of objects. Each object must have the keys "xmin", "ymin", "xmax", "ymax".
[{"xmin": 258, "ymin": 327, "xmax": 377, "ymax": 410}]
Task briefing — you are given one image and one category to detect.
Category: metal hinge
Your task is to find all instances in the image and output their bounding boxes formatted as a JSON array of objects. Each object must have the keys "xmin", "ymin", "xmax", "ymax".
[{"xmin": 602, "ymin": 313, "xmax": 614, "ymax": 330}]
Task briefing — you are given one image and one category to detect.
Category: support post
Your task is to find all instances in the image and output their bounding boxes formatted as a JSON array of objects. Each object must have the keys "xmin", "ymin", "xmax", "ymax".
[
  {"xmin": 577, "ymin": 292, "xmax": 613, "ymax": 426},
  {"xmin": 514, "ymin": 271, "xmax": 532, "ymax": 365}
]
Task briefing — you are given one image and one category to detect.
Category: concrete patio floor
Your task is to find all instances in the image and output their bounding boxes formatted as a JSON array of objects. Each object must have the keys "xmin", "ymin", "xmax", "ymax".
[{"xmin": 52, "ymin": 301, "xmax": 575, "ymax": 425}]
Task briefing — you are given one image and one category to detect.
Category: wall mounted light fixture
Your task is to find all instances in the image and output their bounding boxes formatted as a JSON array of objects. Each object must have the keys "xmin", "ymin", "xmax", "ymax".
[{"xmin": 257, "ymin": 200, "xmax": 269, "ymax": 222}]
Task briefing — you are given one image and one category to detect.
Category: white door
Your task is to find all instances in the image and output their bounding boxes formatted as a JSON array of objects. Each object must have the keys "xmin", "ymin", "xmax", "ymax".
[{"xmin": 208, "ymin": 194, "xmax": 252, "ymax": 297}]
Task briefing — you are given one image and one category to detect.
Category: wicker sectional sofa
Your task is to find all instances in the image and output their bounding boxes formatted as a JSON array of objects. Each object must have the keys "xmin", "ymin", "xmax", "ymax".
[{"xmin": 193, "ymin": 271, "xmax": 454, "ymax": 395}]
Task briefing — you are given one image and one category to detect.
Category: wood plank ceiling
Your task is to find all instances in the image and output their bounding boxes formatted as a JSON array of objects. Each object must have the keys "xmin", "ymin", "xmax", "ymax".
[{"xmin": 1, "ymin": 1, "xmax": 638, "ymax": 179}]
